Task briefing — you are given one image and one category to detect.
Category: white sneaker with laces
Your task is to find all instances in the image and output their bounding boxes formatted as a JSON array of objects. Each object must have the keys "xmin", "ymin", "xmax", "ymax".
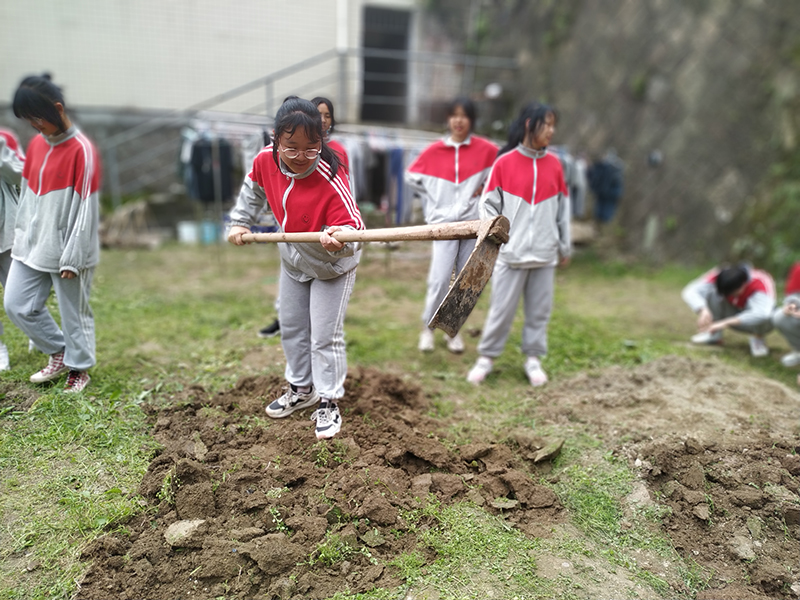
[
  {"xmin": 467, "ymin": 356, "xmax": 493, "ymax": 385},
  {"xmin": 780, "ymin": 351, "xmax": 800, "ymax": 367},
  {"xmin": 691, "ymin": 331, "xmax": 722, "ymax": 345},
  {"xmin": 525, "ymin": 356, "xmax": 548, "ymax": 387},
  {"xmin": 748, "ymin": 336, "xmax": 769, "ymax": 358},
  {"xmin": 418, "ymin": 329, "xmax": 435, "ymax": 352},
  {"xmin": 445, "ymin": 333, "xmax": 465, "ymax": 354},
  {"xmin": 265, "ymin": 385, "xmax": 320, "ymax": 418},
  {"xmin": 0, "ymin": 341, "xmax": 9, "ymax": 371},
  {"xmin": 312, "ymin": 402, "xmax": 342, "ymax": 439}
]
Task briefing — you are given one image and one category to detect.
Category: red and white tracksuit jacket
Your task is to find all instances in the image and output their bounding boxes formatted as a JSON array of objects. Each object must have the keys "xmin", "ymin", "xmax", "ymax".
[{"xmin": 405, "ymin": 134, "xmax": 498, "ymax": 224}]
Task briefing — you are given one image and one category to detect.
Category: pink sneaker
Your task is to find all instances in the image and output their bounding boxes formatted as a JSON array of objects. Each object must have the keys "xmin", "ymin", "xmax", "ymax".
[
  {"xmin": 525, "ymin": 357, "xmax": 548, "ymax": 387},
  {"xmin": 467, "ymin": 357, "xmax": 493, "ymax": 385},
  {"xmin": 30, "ymin": 351, "xmax": 68, "ymax": 383},
  {"xmin": 65, "ymin": 370, "xmax": 91, "ymax": 393}
]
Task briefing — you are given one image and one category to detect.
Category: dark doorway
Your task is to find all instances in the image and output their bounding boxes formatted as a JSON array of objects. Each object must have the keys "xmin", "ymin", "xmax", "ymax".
[{"xmin": 360, "ymin": 6, "xmax": 411, "ymax": 123}]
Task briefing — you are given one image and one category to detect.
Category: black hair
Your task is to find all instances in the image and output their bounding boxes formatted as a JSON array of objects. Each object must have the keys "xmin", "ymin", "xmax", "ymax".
[
  {"xmin": 311, "ymin": 96, "xmax": 336, "ymax": 134},
  {"xmin": 272, "ymin": 97, "xmax": 339, "ymax": 179},
  {"xmin": 715, "ymin": 264, "xmax": 749, "ymax": 296},
  {"xmin": 497, "ymin": 101, "xmax": 557, "ymax": 157},
  {"xmin": 13, "ymin": 74, "xmax": 68, "ymax": 133},
  {"xmin": 447, "ymin": 96, "xmax": 476, "ymax": 130}
]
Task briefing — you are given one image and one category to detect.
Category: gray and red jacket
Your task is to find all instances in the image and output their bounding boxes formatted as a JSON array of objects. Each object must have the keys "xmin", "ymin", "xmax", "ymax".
[
  {"xmin": 480, "ymin": 145, "xmax": 571, "ymax": 268},
  {"xmin": 682, "ymin": 266, "xmax": 776, "ymax": 327},
  {"xmin": 229, "ymin": 144, "xmax": 363, "ymax": 281},
  {"xmin": 405, "ymin": 134, "xmax": 498, "ymax": 224},
  {"xmin": 14, "ymin": 126, "xmax": 100, "ymax": 274},
  {"xmin": 0, "ymin": 128, "xmax": 25, "ymax": 253}
]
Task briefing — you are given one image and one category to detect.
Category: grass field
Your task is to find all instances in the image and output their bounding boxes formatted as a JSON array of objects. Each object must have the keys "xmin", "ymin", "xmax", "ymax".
[{"xmin": 0, "ymin": 240, "xmax": 797, "ymax": 600}]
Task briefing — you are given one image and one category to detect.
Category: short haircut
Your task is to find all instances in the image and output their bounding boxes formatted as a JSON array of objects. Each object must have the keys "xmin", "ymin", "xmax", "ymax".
[{"xmin": 715, "ymin": 265, "xmax": 749, "ymax": 296}]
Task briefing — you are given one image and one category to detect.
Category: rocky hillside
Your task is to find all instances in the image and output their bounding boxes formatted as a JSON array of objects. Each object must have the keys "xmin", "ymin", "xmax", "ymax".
[{"xmin": 424, "ymin": 0, "xmax": 800, "ymax": 267}]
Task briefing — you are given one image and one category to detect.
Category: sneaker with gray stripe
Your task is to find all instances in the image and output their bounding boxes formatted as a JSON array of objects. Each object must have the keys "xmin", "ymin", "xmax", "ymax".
[{"xmin": 265, "ymin": 385, "xmax": 319, "ymax": 418}]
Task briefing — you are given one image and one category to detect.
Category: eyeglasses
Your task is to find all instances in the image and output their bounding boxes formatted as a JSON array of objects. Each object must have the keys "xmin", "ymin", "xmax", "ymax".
[{"xmin": 279, "ymin": 145, "xmax": 320, "ymax": 160}]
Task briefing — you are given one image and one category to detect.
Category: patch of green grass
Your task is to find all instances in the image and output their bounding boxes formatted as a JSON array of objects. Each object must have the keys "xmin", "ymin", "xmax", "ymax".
[{"xmin": 550, "ymin": 447, "xmax": 710, "ymax": 596}]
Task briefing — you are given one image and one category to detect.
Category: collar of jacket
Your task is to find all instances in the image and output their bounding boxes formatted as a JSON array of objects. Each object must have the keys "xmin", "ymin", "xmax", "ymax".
[
  {"xmin": 45, "ymin": 125, "xmax": 78, "ymax": 146},
  {"xmin": 279, "ymin": 155, "xmax": 321, "ymax": 180},
  {"xmin": 444, "ymin": 134, "xmax": 473, "ymax": 148},
  {"xmin": 516, "ymin": 144, "xmax": 548, "ymax": 159}
]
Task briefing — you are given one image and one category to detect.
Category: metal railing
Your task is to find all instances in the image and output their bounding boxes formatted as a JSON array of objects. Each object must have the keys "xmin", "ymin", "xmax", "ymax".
[{"xmin": 102, "ymin": 47, "xmax": 518, "ymax": 207}]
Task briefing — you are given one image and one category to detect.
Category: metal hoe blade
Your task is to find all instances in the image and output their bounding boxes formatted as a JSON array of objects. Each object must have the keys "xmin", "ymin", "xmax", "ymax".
[{"xmin": 427, "ymin": 215, "xmax": 510, "ymax": 337}]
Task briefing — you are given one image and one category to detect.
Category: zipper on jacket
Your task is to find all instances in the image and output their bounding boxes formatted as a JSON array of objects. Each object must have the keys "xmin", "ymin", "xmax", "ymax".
[
  {"xmin": 280, "ymin": 179, "xmax": 295, "ymax": 230},
  {"xmin": 454, "ymin": 146, "xmax": 460, "ymax": 184}
]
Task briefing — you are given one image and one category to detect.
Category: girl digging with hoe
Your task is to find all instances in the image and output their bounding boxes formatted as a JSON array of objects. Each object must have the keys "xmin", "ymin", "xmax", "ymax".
[{"xmin": 228, "ymin": 97, "xmax": 363, "ymax": 440}]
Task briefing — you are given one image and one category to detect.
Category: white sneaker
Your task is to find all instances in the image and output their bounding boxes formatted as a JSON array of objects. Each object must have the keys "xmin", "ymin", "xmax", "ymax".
[
  {"xmin": 418, "ymin": 329, "xmax": 435, "ymax": 352},
  {"xmin": 445, "ymin": 333, "xmax": 465, "ymax": 354},
  {"xmin": 28, "ymin": 339, "xmax": 37, "ymax": 353},
  {"xmin": 691, "ymin": 331, "xmax": 722, "ymax": 345},
  {"xmin": 780, "ymin": 351, "xmax": 800, "ymax": 367},
  {"xmin": 312, "ymin": 402, "xmax": 342, "ymax": 440},
  {"xmin": 467, "ymin": 357, "xmax": 493, "ymax": 385},
  {"xmin": 748, "ymin": 336, "xmax": 769, "ymax": 358},
  {"xmin": 525, "ymin": 356, "xmax": 548, "ymax": 387},
  {"xmin": 0, "ymin": 342, "xmax": 9, "ymax": 371}
]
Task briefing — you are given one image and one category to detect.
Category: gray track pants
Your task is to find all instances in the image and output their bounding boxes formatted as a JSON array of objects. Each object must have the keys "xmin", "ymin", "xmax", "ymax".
[
  {"xmin": 4, "ymin": 259, "xmax": 96, "ymax": 370},
  {"xmin": 422, "ymin": 238, "xmax": 476, "ymax": 327},
  {"xmin": 0, "ymin": 250, "xmax": 12, "ymax": 337},
  {"xmin": 705, "ymin": 293, "xmax": 774, "ymax": 336},
  {"xmin": 477, "ymin": 262, "xmax": 555, "ymax": 359},
  {"xmin": 772, "ymin": 296, "xmax": 800, "ymax": 351},
  {"xmin": 279, "ymin": 267, "xmax": 357, "ymax": 400}
]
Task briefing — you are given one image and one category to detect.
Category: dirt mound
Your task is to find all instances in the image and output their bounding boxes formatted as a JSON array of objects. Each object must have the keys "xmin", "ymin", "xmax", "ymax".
[
  {"xmin": 539, "ymin": 355, "xmax": 800, "ymax": 599},
  {"xmin": 74, "ymin": 368, "xmax": 564, "ymax": 600}
]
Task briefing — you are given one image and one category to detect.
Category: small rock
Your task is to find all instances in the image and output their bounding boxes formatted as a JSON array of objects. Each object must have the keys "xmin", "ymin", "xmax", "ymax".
[
  {"xmin": 729, "ymin": 534, "xmax": 755, "ymax": 561},
  {"xmin": 533, "ymin": 439, "xmax": 565, "ymax": 463},
  {"xmin": 491, "ymin": 498, "xmax": 518, "ymax": 510},
  {"xmin": 164, "ymin": 519, "xmax": 206, "ymax": 547},
  {"xmin": 692, "ymin": 504, "xmax": 710, "ymax": 521}
]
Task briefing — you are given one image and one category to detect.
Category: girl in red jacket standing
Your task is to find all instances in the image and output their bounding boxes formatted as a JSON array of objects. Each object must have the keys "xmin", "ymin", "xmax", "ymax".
[
  {"xmin": 228, "ymin": 97, "xmax": 363, "ymax": 440},
  {"xmin": 6, "ymin": 75, "xmax": 101, "ymax": 392},
  {"xmin": 467, "ymin": 102, "xmax": 571, "ymax": 387},
  {"xmin": 405, "ymin": 97, "xmax": 497, "ymax": 354}
]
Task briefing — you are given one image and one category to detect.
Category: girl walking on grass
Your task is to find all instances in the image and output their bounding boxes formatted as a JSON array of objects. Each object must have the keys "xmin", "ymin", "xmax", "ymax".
[
  {"xmin": 467, "ymin": 101, "xmax": 571, "ymax": 387},
  {"xmin": 6, "ymin": 74, "xmax": 100, "ymax": 392},
  {"xmin": 228, "ymin": 97, "xmax": 363, "ymax": 440}
]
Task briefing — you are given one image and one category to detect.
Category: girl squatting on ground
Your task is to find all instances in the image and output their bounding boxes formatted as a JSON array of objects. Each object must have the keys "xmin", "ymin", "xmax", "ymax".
[
  {"xmin": 405, "ymin": 96, "xmax": 498, "ymax": 354},
  {"xmin": 682, "ymin": 263, "xmax": 775, "ymax": 357},
  {"xmin": 0, "ymin": 127, "xmax": 25, "ymax": 371},
  {"xmin": 228, "ymin": 97, "xmax": 363, "ymax": 440},
  {"xmin": 467, "ymin": 102, "xmax": 571, "ymax": 387},
  {"xmin": 6, "ymin": 75, "xmax": 100, "ymax": 392}
]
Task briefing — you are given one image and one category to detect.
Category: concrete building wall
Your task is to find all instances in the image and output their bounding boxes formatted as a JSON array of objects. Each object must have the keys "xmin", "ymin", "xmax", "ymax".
[{"xmin": 0, "ymin": 0, "xmax": 416, "ymax": 122}]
